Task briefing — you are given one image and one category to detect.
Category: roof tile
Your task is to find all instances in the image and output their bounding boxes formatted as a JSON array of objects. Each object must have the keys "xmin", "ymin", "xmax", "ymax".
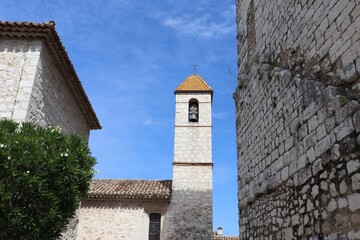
[
  {"xmin": 175, "ymin": 74, "xmax": 213, "ymax": 92},
  {"xmin": 87, "ymin": 179, "xmax": 172, "ymax": 201}
]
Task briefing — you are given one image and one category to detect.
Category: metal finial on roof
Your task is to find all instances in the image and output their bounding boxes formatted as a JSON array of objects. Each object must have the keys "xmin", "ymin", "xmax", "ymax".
[{"xmin": 191, "ymin": 64, "xmax": 198, "ymax": 74}]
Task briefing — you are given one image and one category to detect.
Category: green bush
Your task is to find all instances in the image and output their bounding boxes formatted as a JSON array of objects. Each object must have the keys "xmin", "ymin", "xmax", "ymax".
[{"xmin": 0, "ymin": 119, "xmax": 96, "ymax": 240}]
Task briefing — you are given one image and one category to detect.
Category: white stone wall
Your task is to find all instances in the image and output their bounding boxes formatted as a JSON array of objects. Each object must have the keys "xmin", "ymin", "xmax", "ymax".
[
  {"xmin": 0, "ymin": 38, "xmax": 90, "ymax": 139},
  {"xmin": 174, "ymin": 93, "xmax": 212, "ymax": 163},
  {"xmin": 235, "ymin": 0, "xmax": 360, "ymax": 239},
  {"xmin": 0, "ymin": 39, "xmax": 41, "ymax": 121},
  {"xmin": 163, "ymin": 92, "xmax": 213, "ymax": 239},
  {"xmin": 77, "ymin": 200, "xmax": 168, "ymax": 240},
  {"xmin": 26, "ymin": 40, "xmax": 90, "ymax": 139}
]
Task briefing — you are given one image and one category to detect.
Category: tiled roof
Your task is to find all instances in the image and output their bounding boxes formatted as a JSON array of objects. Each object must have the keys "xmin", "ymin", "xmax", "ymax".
[
  {"xmin": 214, "ymin": 236, "xmax": 239, "ymax": 240},
  {"xmin": 175, "ymin": 74, "xmax": 213, "ymax": 93},
  {"xmin": 87, "ymin": 179, "xmax": 172, "ymax": 202},
  {"xmin": 0, "ymin": 21, "xmax": 101, "ymax": 130}
]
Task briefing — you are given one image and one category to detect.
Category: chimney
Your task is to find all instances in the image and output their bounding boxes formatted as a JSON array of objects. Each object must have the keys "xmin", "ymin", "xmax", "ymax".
[{"xmin": 216, "ymin": 227, "xmax": 223, "ymax": 236}]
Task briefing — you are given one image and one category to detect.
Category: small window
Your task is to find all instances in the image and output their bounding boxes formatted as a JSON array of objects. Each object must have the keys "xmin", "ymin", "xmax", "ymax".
[
  {"xmin": 189, "ymin": 99, "xmax": 199, "ymax": 122},
  {"xmin": 149, "ymin": 213, "xmax": 161, "ymax": 240}
]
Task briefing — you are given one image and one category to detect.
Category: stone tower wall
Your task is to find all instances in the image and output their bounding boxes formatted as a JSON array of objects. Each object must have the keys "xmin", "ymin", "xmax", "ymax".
[
  {"xmin": 163, "ymin": 92, "xmax": 213, "ymax": 239},
  {"xmin": 235, "ymin": 0, "xmax": 359, "ymax": 239},
  {"xmin": 0, "ymin": 38, "xmax": 90, "ymax": 139}
]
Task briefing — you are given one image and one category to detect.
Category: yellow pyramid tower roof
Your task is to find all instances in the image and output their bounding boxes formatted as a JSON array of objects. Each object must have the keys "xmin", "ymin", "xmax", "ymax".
[{"xmin": 175, "ymin": 74, "xmax": 213, "ymax": 93}]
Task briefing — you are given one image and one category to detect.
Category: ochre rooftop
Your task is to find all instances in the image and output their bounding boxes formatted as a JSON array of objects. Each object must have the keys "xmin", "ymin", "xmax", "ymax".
[
  {"xmin": 175, "ymin": 74, "xmax": 213, "ymax": 93},
  {"xmin": 87, "ymin": 179, "xmax": 172, "ymax": 202}
]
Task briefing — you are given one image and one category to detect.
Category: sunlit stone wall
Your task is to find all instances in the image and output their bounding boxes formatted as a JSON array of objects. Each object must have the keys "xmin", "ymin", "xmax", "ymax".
[
  {"xmin": 235, "ymin": 0, "xmax": 360, "ymax": 239},
  {"xmin": 163, "ymin": 92, "xmax": 213, "ymax": 239},
  {"xmin": 0, "ymin": 38, "xmax": 90, "ymax": 139}
]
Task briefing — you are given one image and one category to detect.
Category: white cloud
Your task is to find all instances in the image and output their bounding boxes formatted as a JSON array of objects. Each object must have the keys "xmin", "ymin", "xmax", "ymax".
[
  {"xmin": 157, "ymin": 4, "xmax": 236, "ymax": 39},
  {"xmin": 143, "ymin": 117, "xmax": 162, "ymax": 127},
  {"xmin": 213, "ymin": 111, "xmax": 231, "ymax": 119}
]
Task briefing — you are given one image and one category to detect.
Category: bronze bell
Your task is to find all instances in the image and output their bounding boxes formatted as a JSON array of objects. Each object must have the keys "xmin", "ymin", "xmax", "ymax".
[{"xmin": 189, "ymin": 113, "xmax": 198, "ymax": 122}]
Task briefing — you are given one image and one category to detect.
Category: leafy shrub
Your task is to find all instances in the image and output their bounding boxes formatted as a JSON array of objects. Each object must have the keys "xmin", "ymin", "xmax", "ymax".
[{"xmin": 0, "ymin": 119, "xmax": 96, "ymax": 239}]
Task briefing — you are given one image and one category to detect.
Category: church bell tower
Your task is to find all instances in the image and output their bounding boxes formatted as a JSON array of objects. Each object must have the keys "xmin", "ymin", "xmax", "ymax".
[{"xmin": 164, "ymin": 74, "xmax": 213, "ymax": 239}]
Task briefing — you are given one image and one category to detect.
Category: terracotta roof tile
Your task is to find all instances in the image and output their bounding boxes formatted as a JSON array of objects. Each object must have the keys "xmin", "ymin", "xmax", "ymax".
[
  {"xmin": 175, "ymin": 74, "xmax": 213, "ymax": 93},
  {"xmin": 87, "ymin": 179, "xmax": 172, "ymax": 202},
  {"xmin": 0, "ymin": 21, "xmax": 101, "ymax": 130},
  {"xmin": 214, "ymin": 236, "xmax": 239, "ymax": 240}
]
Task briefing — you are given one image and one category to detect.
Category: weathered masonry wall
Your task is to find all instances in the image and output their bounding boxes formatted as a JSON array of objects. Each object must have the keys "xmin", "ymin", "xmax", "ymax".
[
  {"xmin": 77, "ymin": 200, "xmax": 168, "ymax": 240},
  {"xmin": 0, "ymin": 39, "xmax": 90, "ymax": 139},
  {"xmin": 0, "ymin": 39, "xmax": 41, "ymax": 121},
  {"xmin": 235, "ymin": 0, "xmax": 359, "ymax": 239},
  {"xmin": 26, "ymin": 40, "xmax": 90, "ymax": 139}
]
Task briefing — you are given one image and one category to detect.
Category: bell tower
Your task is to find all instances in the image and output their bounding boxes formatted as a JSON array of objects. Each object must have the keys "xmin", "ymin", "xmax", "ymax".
[{"xmin": 163, "ymin": 74, "xmax": 213, "ymax": 239}]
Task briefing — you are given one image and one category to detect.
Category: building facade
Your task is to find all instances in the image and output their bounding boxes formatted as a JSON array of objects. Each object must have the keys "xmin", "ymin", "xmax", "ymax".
[
  {"xmin": 0, "ymin": 21, "xmax": 101, "ymax": 240},
  {"xmin": 235, "ymin": 1, "xmax": 360, "ymax": 239},
  {"xmin": 0, "ymin": 21, "xmax": 100, "ymax": 139},
  {"xmin": 77, "ymin": 74, "xmax": 214, "ymax": 240},
  {"xmin": 163, "ymin": 75, "xmax": 214, "ymax": 239}
]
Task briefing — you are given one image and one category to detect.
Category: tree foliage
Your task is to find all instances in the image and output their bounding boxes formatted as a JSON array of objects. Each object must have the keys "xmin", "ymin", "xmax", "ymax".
[{"xmin": 0, "ymin": 119, "xmax": 96, "ymax": 239}]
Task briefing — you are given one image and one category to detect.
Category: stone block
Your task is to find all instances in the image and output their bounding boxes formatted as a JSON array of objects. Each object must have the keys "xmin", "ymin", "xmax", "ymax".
[
  {"xmin": 304, "ymin": 131, "xmax": 317, "ymax": 150},
  {"xmin": 307, "ymin": 147, "xmax": 316, "ymax": 163},
  {"xmin": 308, "ymin": 115, "xmax": 319, "ymax": 133},
  {"xmin": 312, "ymin": 158, "xmax": 323, "ymax": 175},
  {"xmin": 318, "ymin": 86, "xmax": 341, "ymax": 108},
  {"xmin": 356, "ymin": 57, "xmax": 360, "ymax": 75},
  {"xmin": 315, "ymin": 132, "xmax": 335, "ymax": 157},
  {"xmin": 327, "ymin": 95, "xmax": 349, "ymax": 116},
  {"xmin": 339, "ymin": 62, "xmax": 357, "ymax": 83},
  {"xmin": 335, "ymin": 117, "xmax": 355, "ymax": 141},
  {"xmin": 353, "ymin": 110, "xmax": 360, "ymax": 132},
  {"xmin": 352, "ymin": 173, "xmax": 360, "ymax": 191},
  {"xmin": 312, "ymin": 185, "xmax": 319, "ymax": 198},
  {"xmin": 316, "ymin": 123, "xmax": 327, "ymax": 140},
  {"xmin": 340, "ymin": 180, "xmax": 347, "ymax": 194},
  {"xmin": 347, "ymin": 159, "xmax": 360, "ymax": 175},
  {"xmin": 298, "ymin": 154, "xmax": 308, "ymax": 170},
  {"xmin": 335, "ymin": 100, "xmax": 360, "ymax": 124},
  {"xmin": 348, "ymin": 193, "xmax": 360, "ymax": 212},
  {"xmin": 325, "ymin": 117, "xmax": 336, "ymax": 133},
  {"xmin": 303, "ymin": 102, "xmax": 319, "ymax": 120}
]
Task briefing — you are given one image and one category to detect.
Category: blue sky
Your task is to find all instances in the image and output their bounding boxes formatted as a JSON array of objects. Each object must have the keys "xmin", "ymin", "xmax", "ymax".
[{"xmin": 2, "ymin": 0, "xmax": 239, "ymax": 235}]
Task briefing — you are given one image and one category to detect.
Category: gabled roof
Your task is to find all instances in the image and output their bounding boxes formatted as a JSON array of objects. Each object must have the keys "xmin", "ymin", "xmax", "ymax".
[
  {"xmin": 0, "ymin": 21, "xmax": 101, "ymax": 130},
  {"xmin": 175, "ymin": 74, "xmax": 213, "ymax": 94},
  {"xmin": 86, "ymin": 179, "xmax": 172, "ymax": 202}
]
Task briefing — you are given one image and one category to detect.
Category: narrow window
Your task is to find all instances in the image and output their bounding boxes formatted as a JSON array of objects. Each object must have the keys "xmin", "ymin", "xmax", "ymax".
[
  {"xmin": 149, "ymin": 213, "xmax": 161, "ymax": 240},
  {"xmin": 189, "ymin": 99, "xmax": 199, "ymax": 122}
]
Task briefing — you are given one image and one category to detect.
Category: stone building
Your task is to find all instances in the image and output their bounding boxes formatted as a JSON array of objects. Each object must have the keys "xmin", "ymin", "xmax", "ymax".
[
  {"xmin": 0, "ymin": 21, "xmax": 101, "ymax": 239},
  {"xmin": 234, "ymin": 0, "xmax": 360, "ymax": 239},
  {"xmin": 0, "ymin": 20, "xmax": 232, "ymax": 240},
  {"xmin": 0, "ymin": 21, "xmax": 101, "ymax": 139},
  {"xmin": 77, "ymin": 74, "xmax": 214, "ymax": 240}
]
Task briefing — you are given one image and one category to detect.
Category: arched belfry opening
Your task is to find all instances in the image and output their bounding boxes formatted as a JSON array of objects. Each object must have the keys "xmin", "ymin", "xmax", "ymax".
[{"xmin": 188, "ymin": 99, "xmax": 199, "ymax": 122}]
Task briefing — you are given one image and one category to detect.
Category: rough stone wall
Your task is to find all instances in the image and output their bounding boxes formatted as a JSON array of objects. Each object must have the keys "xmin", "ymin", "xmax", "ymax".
[
  {"xmin": 60, "ymin": 208, "xmax": 80, "ymax": 240},
  {"xmin": 26, "ymin": 40, "xmax": 90, "ymax": 139},
  {"xmin": 77, "ymin": 200, "xmax": 168, "ymax": 240},
  {"xmin": 0, "ymin": 38, "xmax": 90, "ymax": 139},
  {"xmin": 163, "ymin": 93, "xmax": 213, "ymax": 239},
  {"xmin": 235, "ymin": 0, "xmax": 360, "ymax": 239},
  {"xmin": 0, "ymin": 39, "xmax": 41, "ymax": 121}
]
